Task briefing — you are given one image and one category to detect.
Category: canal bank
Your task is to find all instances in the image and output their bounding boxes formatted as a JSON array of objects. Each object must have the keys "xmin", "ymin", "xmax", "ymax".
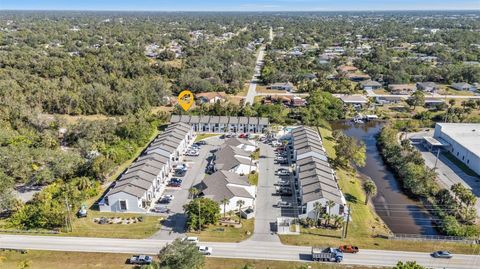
[{"xmin": 332, "ymin": 120, "xmax": 439, "ymax": 235}]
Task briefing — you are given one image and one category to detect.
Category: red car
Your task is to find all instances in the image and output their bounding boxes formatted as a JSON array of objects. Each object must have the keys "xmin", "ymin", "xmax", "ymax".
[{"xmin": 339, "ymin": 245, "xmax": 359, "ymax": 253}]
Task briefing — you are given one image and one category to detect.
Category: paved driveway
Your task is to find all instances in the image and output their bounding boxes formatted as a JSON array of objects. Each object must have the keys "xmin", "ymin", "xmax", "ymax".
[{"xmin": 150, "ymin": 136, "xmax": 222, "ymax": 239}]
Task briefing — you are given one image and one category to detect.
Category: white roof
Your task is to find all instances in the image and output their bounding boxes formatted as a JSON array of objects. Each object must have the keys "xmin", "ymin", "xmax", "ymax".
[{"xmin": 436, "ymin": 123, "xmax": 480, "ymax": 157}]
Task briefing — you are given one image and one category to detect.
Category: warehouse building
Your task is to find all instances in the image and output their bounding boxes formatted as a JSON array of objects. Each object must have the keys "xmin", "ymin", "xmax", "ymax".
[{"xmin": 432, "ymin": 123, "xmax": 480, "ymax": 175}]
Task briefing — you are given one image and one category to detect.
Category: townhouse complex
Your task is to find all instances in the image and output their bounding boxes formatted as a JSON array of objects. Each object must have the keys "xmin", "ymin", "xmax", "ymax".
[
  {"xmin": 289, "ymin": 126, "xmax": 347, "ymax": 219},
  {"xmin": 170, "ymin": 114, "xmax": 269, "ymax": 134},
  {"xmin": 99, "ymin": 123, "xmax": 194, "ymax": 212}
]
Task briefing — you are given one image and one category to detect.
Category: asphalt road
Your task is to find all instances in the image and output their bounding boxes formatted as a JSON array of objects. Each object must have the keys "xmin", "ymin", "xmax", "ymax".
[
  {"xmin": 244, "ymin": 45, "xmax": 265, "ymax": 106},
  {"xmin": 1, "ymin": 234, "xmax": 479, "ymax": 269}
]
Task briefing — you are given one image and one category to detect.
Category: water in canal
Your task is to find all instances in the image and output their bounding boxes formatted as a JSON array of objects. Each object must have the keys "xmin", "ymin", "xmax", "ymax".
[{"xmin": 331, "ymin": 120, "xmax": 439, "ymax": 235}]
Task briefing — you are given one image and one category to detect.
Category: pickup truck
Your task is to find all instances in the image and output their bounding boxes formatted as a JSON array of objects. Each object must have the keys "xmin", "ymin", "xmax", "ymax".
[
  {"xmin": 129, "ymin": 255, "xmax": 153, "ymax": 265},
  {"xmin": 339, "ymin": 245, "xmax": 359, "ymax": 253},
  {"xmin": 311, "ymin": 247, "xmax": 343, "ymax": 263}
]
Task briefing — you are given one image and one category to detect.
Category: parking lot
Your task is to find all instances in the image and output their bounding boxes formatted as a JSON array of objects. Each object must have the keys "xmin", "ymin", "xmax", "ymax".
[
  {"xmin": 150, "ymin": 136, "xmax": 223, "ymax": 239},
  {"xmin": 252, "ymin": 138, "xmax": 298, "ymax": 242}
]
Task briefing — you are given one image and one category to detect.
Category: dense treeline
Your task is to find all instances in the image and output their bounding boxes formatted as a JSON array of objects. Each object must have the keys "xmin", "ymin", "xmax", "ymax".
[{"xmin": 377, "ymin": 126, "xmax": 478, "ymax": 237}]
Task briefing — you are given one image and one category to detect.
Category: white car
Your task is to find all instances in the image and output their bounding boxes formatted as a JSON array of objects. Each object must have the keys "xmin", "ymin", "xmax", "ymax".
[
  {"xmin": 198, "ymin": 246, "xmax": 212, "ymax": 255},
  {"xmin": 185, "ymin": 150, "xmax": 199, "ymax": 156},
  {"xmin": 184, "ymin": 236, "xmax": 199, "ymax": 244},
  {"xmin": 276, "ymin": 169, "xmax": 290, "ymax": 176}
]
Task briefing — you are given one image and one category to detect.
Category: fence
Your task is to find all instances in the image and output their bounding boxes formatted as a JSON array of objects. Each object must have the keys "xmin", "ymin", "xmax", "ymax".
[{"xmin": 391, "ymin": 233, "xmax": 478, "ymax": 244}]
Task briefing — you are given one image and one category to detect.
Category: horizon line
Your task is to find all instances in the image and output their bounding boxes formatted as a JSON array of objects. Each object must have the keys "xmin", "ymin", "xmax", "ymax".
[{"xmin": 1, "ymin": 9, "xmax": 480, "ymax": 12}]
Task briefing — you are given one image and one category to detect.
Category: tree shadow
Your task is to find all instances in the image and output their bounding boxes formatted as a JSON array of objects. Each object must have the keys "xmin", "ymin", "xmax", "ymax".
[{"xmin": 344, "ymin": 193, "xmax": 358, "ymax": 204}]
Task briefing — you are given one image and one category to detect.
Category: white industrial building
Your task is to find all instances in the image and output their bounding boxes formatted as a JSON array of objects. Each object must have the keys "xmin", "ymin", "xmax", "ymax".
[{"xmin": 432, "ymin": 123, "xmax": 480, "ymax": 175}]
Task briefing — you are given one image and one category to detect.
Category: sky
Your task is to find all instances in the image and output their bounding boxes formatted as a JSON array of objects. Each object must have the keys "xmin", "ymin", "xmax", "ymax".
[{"xmin": 1, "ymin": 0, "xmax": 479, "ymax": 11}]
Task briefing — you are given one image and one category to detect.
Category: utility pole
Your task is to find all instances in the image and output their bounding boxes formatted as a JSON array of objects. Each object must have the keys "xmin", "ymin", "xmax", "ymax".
[
  {"xmin": 198, "ymin": 198, "xmax": 201, "ymax": 233},
  {"xmin": 64, "ymin": 196, "xmax": 72, "ymax": 232},
  {"xmin": 344, "ymin": 204, "xmax": 351, "ymax": 239}
]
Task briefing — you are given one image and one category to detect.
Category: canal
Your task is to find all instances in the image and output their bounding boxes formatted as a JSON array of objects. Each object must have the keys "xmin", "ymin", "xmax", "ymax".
[{"xmin": 332, "ymin": 120, "xmax": 439, "ymax": 235}]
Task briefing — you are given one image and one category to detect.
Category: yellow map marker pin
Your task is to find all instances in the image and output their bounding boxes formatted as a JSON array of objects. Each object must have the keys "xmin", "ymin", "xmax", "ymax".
[{"xmin": 178, "ymin": 90, "xmax": 194, "ymax": 111}]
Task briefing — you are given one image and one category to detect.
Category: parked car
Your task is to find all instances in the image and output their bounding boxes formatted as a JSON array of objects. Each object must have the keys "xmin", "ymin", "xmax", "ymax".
[
  {"xmin": 167, "ymin": 182, "xmax": 181, "ymax": 187},
  {"xmin": 197, "ymin": 246, "xmax": 212, "ymax": 255},
  {"xmin": 151, "ymin": 206, "xmax": 170, "ymax": 214},
  {"xmin": 196, "ymin": 140, "xmax": 207, "ymax": 145},
  {"xmin": 158, "ymin": 194, "xmax": 174, "ymax": 204},
  {"xmin": 76, "ymin": 205, "xmax": 87, "ymax": 218},
  {"xmin": 129, "ymin": 255, "xmax": 153, "ymax": 265},
  {"xmin": 275, "ymin": 180, "xmax": 290, "ymax": 187},
  {"xmin": 276, "ymin": 201, "xmax": 292, "ymax": 208},
  {"xmin": 170, "ymin": 178, "xmax": 182, "ymax": 183},
  {"xmin": 275, "ymin": 156, "xmax": 286, "ymax": 162},
  {"xmin": 174, "ymin": 169, "xmax": 187, "ymax": 177},
  {"xmin": 184, "ymin": 236, "xmax": 199, "ymax": 244},
  {"xmin": 432, "ymin": 251, "xmax": 453, "ymax": 258},
  {"xmin": 276, "ymin": 169, "xmax": 290, "ymax": 176},
  {"xmin": 339, "ymin": 245, "xmax": 359, "ymax": 253},
  {"xmin": 185, "ymin": 150, "xmax": 199, "ymax": 156}
]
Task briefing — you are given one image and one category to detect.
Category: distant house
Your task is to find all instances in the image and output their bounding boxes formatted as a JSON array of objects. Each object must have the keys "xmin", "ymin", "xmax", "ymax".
[
  {"xmin": 346, "ymin": 73, "xmax": 371, "ymax": 82},
  {"xmin": 339, "ymin": 94, "xmax": 369, "ymax": 108},
  {"xmin": 359, "ymin": 80, "xmax": 382, "ymax": 90},
  {"xmin": 291, "ymin": 96, "xmax": 307, "ymax": 107},
  {"xmin": 388, "ymin": 84, "xmax": 417, "ymax": 95},
  {"xmin": 196, "ymin": 92, "xmax": 227, "ymax": 104},
  {"xmin": 266, "ymin": 82, "xmax": 296, "ymax": 92},
  {"xmin": 198, "ymin": 170, "xmax": 256, "ymax": 213},
  {"xmin": 451, "ymin": 83, "xmax": 477, "ymax": 92},
  {"xmin": 416, "ymin": 82, "xmax": 440, "ymax": 93},
  {"xmin": 337, "ymin": 65, "xmax": 358, "ymax": 73}
]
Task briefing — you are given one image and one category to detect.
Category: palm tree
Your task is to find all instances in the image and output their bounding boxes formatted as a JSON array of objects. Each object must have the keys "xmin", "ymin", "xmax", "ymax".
[
  {"xmin": 326, "ymin": 200, "xmax": 335, "ymax": 218},
  {"xmin": 313, "ymin": 202, "xmax": 323, "ymax": 227},
  {"xmin": 363, "ymin": 179, "xmax": 377, "ymax": 205},
  {"xmin": 189, "ymin": 187, "xmax": 199, "ymax": 199},
  {"xmin": 322, "ymin": 213, "xmax": 331, "ymax": 227},
  {"xmin": 236, "ymin": 200, "xmax": 245, "ymax": 224},
  {"xmin": 76, "ymin": 177, "xmax": 90, "ymax": 191},
  {"xmin": 220, "ymin": 197, "xmax": 229, "ymax": 219},
  {"xmin": 333, "ymin": 215, "xmax": 344, "ymax": 229}
]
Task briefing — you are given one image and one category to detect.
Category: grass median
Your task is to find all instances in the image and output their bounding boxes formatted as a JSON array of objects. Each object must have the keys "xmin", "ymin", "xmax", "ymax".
[{"xmin": 187, "ymin": 218, "xmax": 254, "ymax": 242}]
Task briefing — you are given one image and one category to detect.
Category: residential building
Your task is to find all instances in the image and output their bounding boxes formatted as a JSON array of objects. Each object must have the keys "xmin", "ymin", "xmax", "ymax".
[
  {"xmin": 289, "ymin": 126, "xmax": 347, "ymax": 219},
  {"xmin": 451, "ymin": 83, "xmax": 477, "ymax": 92},
  {"xmin": 213, "ymin": 145, "xmax": 257, "ymax": 175},
  {"xmin": 198, "ymin": 170, "xmax": 256, "ymax": 213},
  {"xmin": 432, "ymin": 123, "xmax": 480, "ymax": 175},
  {"xmin": 266, "ymin": 82, "xmax": 296, "ymax": 92},
  {"xmin": 388, "ymin": 84, "xmax": 417, "ymax": 95},
  {"xmin": 359, "ymin": 80, "xmax": 382, "ymax": 90},
  {"xmin": 170, "ymin": 115, "xmax": 269, "ymax": 134},
  {"xmin": 99, "ymin": 122, "xmax": 194, "ymax": 213},
  {"xmin": 339, "ymin": 94, "xmax": 369, "ymax": 108},
  {"xmin": 337, "ymin": 65, "xmax": 358, "ymax": 73},
  {"xmin": 416, "ymin": 82, "xmax": 440, "ymax": 93},
  {"xmin": 224, "ymin": 137, "xmax": 257, "ymax": 152},
  {"xmin": 196, "ymin": 92, "xmax": 227, "ymax": 104}
]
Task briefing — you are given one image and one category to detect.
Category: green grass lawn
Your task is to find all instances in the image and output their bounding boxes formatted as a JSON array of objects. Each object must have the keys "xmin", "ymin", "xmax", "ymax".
[
  {"xmin": 206, "ymin": 258, "xmax": 386, "ymax": 269},
  {"xmin": 195, "ymin": 133, "xmax": 220, "ymax": 142},
  {"xmin": 0, "ymin": 250, "xmax": 134, "ymax": 269},
  {"xmin": 187, "ymin": 218, "xmax": 254, "ymax": 242},
  {"xmin": 279, "ymin": 123, "xmax": 477, "ymax": 254},
  {"xmin": 65, "ymin": 211, "xmax": 162, "ymax": 239}
]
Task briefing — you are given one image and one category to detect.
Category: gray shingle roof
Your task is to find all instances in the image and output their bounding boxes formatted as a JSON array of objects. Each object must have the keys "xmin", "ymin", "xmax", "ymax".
[{"xmin": 201, "ymin": 170, "xmax": 254, "ymax": 201}]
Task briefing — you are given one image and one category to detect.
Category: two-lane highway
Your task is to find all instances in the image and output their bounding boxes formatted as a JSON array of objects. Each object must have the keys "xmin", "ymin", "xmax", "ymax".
[{"xmin": 1, "ymin": 235, "xmax": 479, "ymax": 268}]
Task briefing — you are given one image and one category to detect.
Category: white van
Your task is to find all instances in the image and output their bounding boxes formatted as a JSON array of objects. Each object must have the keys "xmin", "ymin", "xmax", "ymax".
[{"xmin": 184, "ymin": 236, "xmax": 199, "ymax": 244}]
